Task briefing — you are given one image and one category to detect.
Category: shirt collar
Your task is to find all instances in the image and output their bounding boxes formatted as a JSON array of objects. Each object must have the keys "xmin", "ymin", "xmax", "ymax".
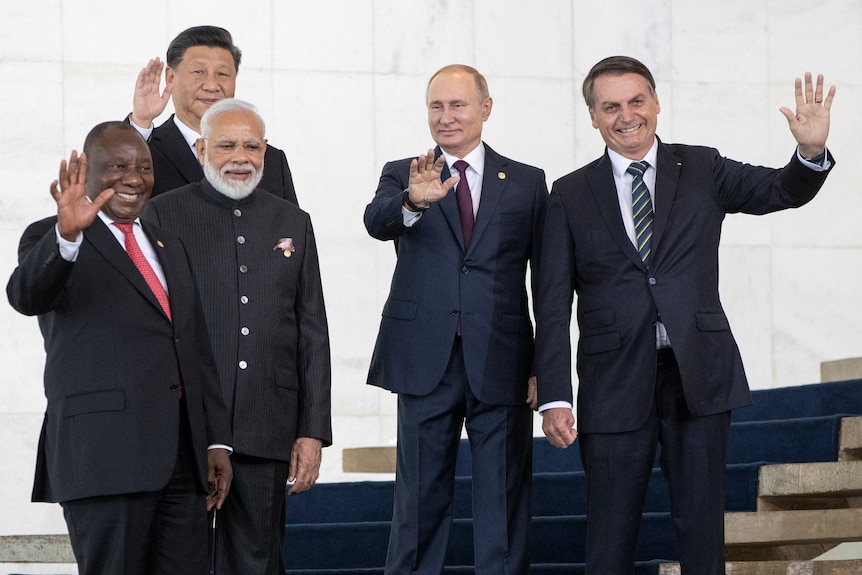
[
  {"xmin": 608, "ymin": 138, "xmax": 659, "ymax": 178},
  {"xmin": 441, "ymin": 142, "xmax": 486, "ymax": 177},
  {"xmin": 173, "ymin": 115, "xmax": 201, "ymax": 151}
]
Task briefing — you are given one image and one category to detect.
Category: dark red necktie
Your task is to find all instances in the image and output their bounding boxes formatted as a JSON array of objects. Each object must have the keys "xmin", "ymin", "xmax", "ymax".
[
  {"xmin": 114, "ymin": 222, "xmax": 172, "ymax": 322},
  {"xmin": 453, "ymin": 160, "xmax": 475, "ymax": 247}
]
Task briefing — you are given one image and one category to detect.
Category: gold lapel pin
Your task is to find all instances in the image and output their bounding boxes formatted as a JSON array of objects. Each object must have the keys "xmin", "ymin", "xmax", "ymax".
[
  {"xmin": 157, "ymin": 240, "xmax": 165, "ymax": 248},
  {"xmin": 284, "ymin": 251, "xmax": 292, "ymax": 258},
  {"xmin": 498, "ymin": 172, "xmax": 506, "ymax": 179}
]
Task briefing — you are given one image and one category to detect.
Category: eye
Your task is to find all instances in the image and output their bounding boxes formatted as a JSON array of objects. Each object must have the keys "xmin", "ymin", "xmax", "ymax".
[
  {"xmin": 243, "ymin": 143, "xmax": 263, "ymax": 153},
  {"xmin": 138, "ymin": 165, "xmax": 153, "ymax": 174},
  {"xmin": 217, "ymin": 143, "xmax": 237, "ymax": 152}
]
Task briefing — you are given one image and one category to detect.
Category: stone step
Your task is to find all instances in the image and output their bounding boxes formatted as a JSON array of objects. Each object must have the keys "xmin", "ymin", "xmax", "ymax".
[
  {"xmin": 724, "ymin": 508, "xmax": 862, "ymax": 561},
  {"xmin": 659, "ymin": 559, "xmax": 862, "ymax": 575},
  {"xmin": 342, "ymin": 446, "xmax": 396, "ymax": 473},
  {"xmin": 0, "ymin": 534, "xmax": 74, "ymax": 563},
  {"xmin": 839, "ymin": 417, "xmax": 862, "ymax": 461},
  {"xmin": 757, "ymin": 460, "xmax": 862, "ymax": 511}
]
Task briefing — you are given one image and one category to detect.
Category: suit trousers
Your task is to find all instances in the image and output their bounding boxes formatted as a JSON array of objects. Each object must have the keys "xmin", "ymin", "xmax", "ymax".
[
  {"xmin": 578, "ymin": 349, "xmax": 730, "ymax": 575},
  {"xmin": 212, "ymin": 453, "xmax": 290, "ymax": 575},
  {"xmin": 61, "ymin": 400, "xmax": 207, "ymax": 575},
  {"xmin": 385, "ymin": 337, "xmax": 533, "ymax": 575}
]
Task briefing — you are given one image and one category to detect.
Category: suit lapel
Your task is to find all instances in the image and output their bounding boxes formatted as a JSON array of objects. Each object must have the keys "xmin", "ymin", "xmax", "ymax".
[
  {"xmin": 86, "ymin": 218, "xmax": 169, "ymax": 320},
  {"xmin": 469, "ymin": 145, "xmax": 509, "ymax": 255},
  {"xmin": 433, "ymin": 147, "xmax": 467, "ymax": 250},
  {"xmin": 652, "ymin": 142, "xmax": 682, "ymax": 260},
  {"xmin": 587, "ymin": 152, "xmax": 645, "ymax": 270},
  {"xmin": 152, "ymin": 115, "xmax": 204, "ymax": 184}
]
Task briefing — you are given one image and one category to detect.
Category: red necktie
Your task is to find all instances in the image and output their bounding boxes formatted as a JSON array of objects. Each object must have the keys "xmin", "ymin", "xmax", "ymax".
[
  {"xmin": 453, "ymin": 160, "xmax": 475, "ymax": 247},
  {"xmin": 114, "ymin": 222, "xmax": 172, "ymax": 322}
]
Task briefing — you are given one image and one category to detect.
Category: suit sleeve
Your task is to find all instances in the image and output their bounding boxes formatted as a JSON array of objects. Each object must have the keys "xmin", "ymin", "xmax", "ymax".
[
  {"xmin": 528, "ymin": 169, "xmax": 550, "ymax": 376},
  {"xmin": 534, "ymin": 188, "xmax": 577, "ymax": 406},
  {"xmin": 6, "ymin": 218, "xmax": 74, "ymax": 317},
  {"xmin": 713, "ymin": 149, "xmax": 834, "ymax": 214},
  {"xmin": 364, "ymin": 160, "xmax": 412, "ymax": 241},
  {"xmin": 275, "ymin": 148, "xmax": 300, "ymax": 207},
  {"xmin": 295, "ymin": 217, "xmax": 333, "ymax": 445}
]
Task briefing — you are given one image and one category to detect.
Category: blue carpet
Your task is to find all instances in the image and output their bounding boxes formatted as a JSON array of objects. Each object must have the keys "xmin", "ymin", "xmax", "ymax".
[{"xmin": 284, "ymin": 378, "xmax": 862, "ymax": 573}]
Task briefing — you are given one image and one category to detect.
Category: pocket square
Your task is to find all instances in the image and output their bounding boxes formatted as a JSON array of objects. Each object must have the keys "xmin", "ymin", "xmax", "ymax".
[{"xmin": 274, "ymin": 238, "xmax": 296, "ymax": 258}]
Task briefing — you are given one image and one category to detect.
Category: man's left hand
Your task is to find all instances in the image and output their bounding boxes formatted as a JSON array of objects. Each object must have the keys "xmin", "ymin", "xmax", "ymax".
[
  {"xmin": 780, "ymin": 71, "xmax": 836, "ymax": 159},
  {"xmin": 288, "ymin": 437, "xmax": 322, "ymax": 495},
  {"xmin": 526, "ymin": 376, "xmax": 538, "ymax": 410},
  {"xmin": 207, "ymin": 448, "xmax": 233, "ymax": 511}
]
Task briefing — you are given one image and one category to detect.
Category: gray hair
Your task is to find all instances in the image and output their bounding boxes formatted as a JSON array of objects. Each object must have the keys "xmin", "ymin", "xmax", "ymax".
[{"xmin": 199, "ymin": 98, "xmax": 266, "ymax": 138}]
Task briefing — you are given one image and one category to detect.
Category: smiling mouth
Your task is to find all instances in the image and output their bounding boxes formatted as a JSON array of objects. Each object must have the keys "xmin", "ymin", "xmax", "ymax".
[
  {"xmin": 617, "ymin": 123, "xmax": 643, "ymax": 134},
  {"xmin": 115, "ymin": 192, "xmax": 139, "ymax": 201}
]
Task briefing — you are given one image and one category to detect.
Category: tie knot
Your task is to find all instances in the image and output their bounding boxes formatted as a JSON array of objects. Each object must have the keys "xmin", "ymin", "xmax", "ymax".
[
  {"xmin": 626, "ymin": 161, "xmax": 649, "ymax": 177},
  {"xmin": 453, "ymin": 160, "xmax": 470, "ymax": 175},
  {"xmin": 114, "ymin": 222, "xmax": 134, "ymax": 235}
]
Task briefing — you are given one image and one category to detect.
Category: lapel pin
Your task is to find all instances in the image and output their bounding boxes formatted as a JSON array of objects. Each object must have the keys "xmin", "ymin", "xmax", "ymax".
[
  {"xmin": 498, "ymin": 172, "xmax": 506, "ymax": 180},
  {"xmin": 274, "ymin": 238, "xmax": 296, "ymax": 258},
  {"xmin": 156, "ymin": 240, "xmax": 165, "ymax": 248}
]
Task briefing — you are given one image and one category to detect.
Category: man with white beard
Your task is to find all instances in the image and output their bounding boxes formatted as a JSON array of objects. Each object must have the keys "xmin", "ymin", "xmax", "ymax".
[{"xmin": 144, "ymin": 98, "xmax": 332, "ymax": 575}]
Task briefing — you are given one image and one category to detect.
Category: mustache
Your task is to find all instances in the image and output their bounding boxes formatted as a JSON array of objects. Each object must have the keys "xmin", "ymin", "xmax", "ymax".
[{"xmin": 220, "ymin": 163, "xmax": 257, "ymax": 175}]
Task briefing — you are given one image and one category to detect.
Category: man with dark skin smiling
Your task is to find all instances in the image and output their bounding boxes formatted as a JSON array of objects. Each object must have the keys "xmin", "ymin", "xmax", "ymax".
[
  {"xmin": 535, "ymin": 56, "xmax": 836, "ymax": 575},
  {"xmin": 7, "ymin": 122, "xmax": 233, "ymax": 575},
  {"xmin": 128, "ymin": 25, "xmax": 298, "ymax": 203}
]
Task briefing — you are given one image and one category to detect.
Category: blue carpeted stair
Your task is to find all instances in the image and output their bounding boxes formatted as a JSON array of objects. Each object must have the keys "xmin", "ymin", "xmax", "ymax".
[{"xmin": 284, "ymin": 378, "xmax": 862, "ymax": 574}]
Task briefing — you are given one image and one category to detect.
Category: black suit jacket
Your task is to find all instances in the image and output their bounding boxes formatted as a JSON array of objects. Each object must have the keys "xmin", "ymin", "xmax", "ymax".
[
  {"xmin": 6, "ymin": 216, "xmax": 232, "ymax": 503},
  {"xmin": 139, "ymin": 114, "xmax": 299, "ymax": 204},
  {"xmin": 145, "ymin": 181, "xmax": 332, "ymax": 461},
  {"xmin": 535, "ymin": 141, "xmax": 834, "ymax": 433},
  {"xmin": 364, "ymin": 144, "xmax": 548, "ymax": 405}
]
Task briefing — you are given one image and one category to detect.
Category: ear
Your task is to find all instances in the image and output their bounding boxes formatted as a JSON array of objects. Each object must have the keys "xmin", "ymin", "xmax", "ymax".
[
  {"xmin": 165, "ymin": 66, "xmax": 176, "ymax": 86},
  {"xmin": 195, "ymin": 138, "xmax": 206, "ymax": 166},
  {"xmin": 481, "ymin": 96, "xmax": 493, "ymax": 121}
]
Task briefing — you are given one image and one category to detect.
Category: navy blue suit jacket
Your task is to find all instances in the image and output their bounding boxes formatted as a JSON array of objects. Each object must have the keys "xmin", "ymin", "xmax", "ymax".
[
  {"xmin": 535, "ymin": 141, "xmax": 834, "ymax": 433},
  {"xmin": 364, "ymin": 144, "xmax": 548, "ymax": 406}
]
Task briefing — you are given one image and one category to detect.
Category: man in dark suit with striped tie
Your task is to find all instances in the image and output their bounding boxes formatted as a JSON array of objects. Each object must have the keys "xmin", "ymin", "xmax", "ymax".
[
  {"xmin": 144, "ymin": 98, "xmax": 331, "ymax": 575},
  {"xmin": 535, "ymin": 56, "xmax": 836, "ymax": 575}
]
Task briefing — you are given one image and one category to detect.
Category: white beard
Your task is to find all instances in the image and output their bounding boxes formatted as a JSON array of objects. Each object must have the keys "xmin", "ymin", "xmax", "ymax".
[{"xmin": 204, "ymin": 157, "xmax": 263, "ymax": 200}]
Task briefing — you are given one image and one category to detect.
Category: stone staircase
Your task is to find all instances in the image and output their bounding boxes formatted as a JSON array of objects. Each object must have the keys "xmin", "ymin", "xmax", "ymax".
[{"xmin": 660, "ymin": 415, "xmax": 862, "ymax": 575}]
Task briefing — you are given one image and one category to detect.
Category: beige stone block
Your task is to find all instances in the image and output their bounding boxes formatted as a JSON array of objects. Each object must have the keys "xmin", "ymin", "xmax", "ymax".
[
  {"xmin": 0, "ymin": 534, "xmax": 73, "ymax": 563},
  {"xmin": 342, "ymin": 446, "xmax": 396, "ymax": 473},
  {"xmin": 660, "ymin": 559, "xmax": 862, "ymax": 575},
  {"xmin": 757, "ymin": 461, "xmax": 862, "ymax": 511},
  {"xmin": 822, "ymin": 358, "xmax": 862, "ymax": 384}
]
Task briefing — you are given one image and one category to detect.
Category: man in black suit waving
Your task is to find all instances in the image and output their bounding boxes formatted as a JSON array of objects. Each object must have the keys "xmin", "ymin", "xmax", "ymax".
[
  {"xmin": 128, "ymin": 25, "xmax": 299, "ymax": 203},
  {"xmin": 7, "ymin": 122, "xmax": 233, "ymax": 575},
  {"xmin": 536, "ymin": 56, "xmax": 836, "ymax": 575}
]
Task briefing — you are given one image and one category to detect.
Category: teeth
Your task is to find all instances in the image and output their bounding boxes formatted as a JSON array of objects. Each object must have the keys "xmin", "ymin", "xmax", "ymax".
[{"xmin": 116, "ymin": 192, "xmax": 136, "ymax": 200}]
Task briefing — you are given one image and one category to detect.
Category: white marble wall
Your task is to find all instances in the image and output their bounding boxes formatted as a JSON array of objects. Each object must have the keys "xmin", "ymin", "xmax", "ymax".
[{"xmin": 0, "ymin": 0, "xmax": 859, "ymax": 545}]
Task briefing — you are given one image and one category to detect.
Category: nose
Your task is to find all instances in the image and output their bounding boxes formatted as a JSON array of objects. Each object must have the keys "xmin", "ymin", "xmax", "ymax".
[
  {"xmin": 121, "ymin": 167, "xmax": 144, "ymax": 186},
  {"xmin": 202, "ymin": 70, "xmax": 219, "ymax": 92}
]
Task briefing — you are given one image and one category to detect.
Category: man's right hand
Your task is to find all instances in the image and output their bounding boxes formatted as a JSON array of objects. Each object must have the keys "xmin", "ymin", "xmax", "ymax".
[
  {"xmin": 130, "ymin": 58, "xmax": 173, "ymax": 129},
  {"xmin": 52, "ymin": 151, "xmax": 114, "ymax": 241},
  {"xmin": 405, "ymin": 149, "xmax": 460, "ymax": 209},
  {"xmin": 542, "ymin": 407, "xmax": 578, "ymax": 449}
]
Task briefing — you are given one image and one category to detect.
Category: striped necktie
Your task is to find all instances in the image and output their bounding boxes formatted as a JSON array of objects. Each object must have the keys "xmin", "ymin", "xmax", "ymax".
[{"xmin": 627, "ymin": 160, "xmax": 653, "ymax": 267}]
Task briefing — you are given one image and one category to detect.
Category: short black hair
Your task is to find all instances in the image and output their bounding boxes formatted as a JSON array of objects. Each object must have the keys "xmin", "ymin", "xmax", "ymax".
[
  {"xmin": 166, "ymin": 26, "xmax": 242, "ymax": 71},
  {"xmin": 582, "ymin": 56, "xmax": 656, "ymax": 109},
  {"xmin": 83, "ymin": 121, "xmax": 141, "ymax": 156}
]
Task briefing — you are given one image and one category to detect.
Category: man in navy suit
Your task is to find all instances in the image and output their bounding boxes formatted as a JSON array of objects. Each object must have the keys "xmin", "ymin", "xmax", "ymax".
[
  {"xmin": 6, "ymin": 122, "xmax": 233, "ymax": 575},
  {"xmin": 365, "ymin": 64, "xmax": 548, "ymax": 575},
  {"xmin": 127, "ymin": 25, "xmax": 299, "ymax": 203},
  {"xmin": 535, "ymin": 56, "xmax": 836, "ymax": 575}
]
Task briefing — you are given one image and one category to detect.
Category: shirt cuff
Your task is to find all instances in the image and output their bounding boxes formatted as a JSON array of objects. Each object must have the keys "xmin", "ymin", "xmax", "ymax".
[
  {"xmin": 797, "ymin": 147, "xmax": 831, "ymax": 172},
  {"xmin": 55, "ymin": 225, "xmax": 83, "ymax": 262},
  {"xmin": 538, "ymin": 401, "xmax": 573, "ymax": 413},
  {"xmin": 208, "ymin": 444, "xmax": 233, "ymax": 453}
]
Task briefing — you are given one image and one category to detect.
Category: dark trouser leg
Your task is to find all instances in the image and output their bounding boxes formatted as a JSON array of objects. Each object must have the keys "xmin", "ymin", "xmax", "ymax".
[{"xmin": 385, "ymin": 339, "xmax": 467, "ymax": 575}]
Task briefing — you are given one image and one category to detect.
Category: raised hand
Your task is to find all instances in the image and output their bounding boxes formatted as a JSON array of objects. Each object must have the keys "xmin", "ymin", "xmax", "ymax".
[
  {"xmin": 779, "ymin": 71, "xmax": 835, "ymax": 159},
  {"xmin": 51, "ymin": 151, "xmax": 114, "ymax": 241},
  {"xmin": 130, "ymin": 58, "xmax": 173, "ymax": 129},
  {"xmin": 405, "ymin": 149, "xmax": 460, "ymax": 209}
]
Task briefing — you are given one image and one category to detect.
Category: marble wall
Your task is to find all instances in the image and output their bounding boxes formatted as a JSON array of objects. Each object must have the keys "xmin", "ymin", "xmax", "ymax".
[{"xmin": 0, "ymin": 0, "xmax": 859, "ymax": 545}]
